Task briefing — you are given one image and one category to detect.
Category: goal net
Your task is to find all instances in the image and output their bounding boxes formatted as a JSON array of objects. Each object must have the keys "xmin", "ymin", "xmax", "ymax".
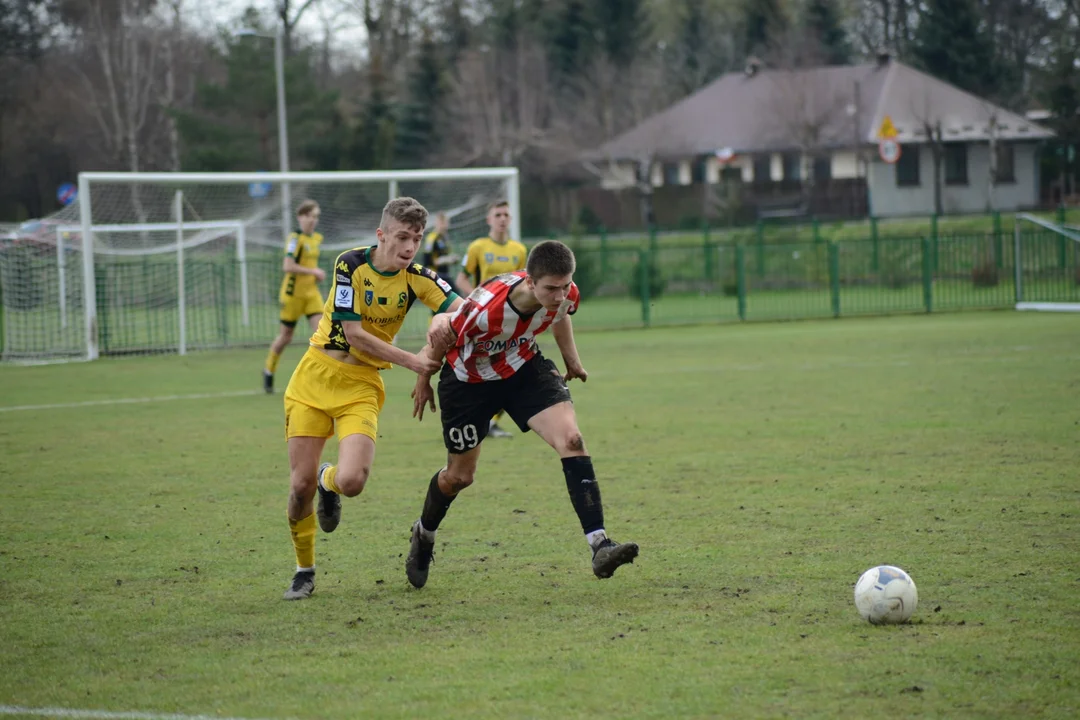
[
  {"xmin": 1013, "ymin": 213, "xmax": 1080, "ymax": 313},
  {"xmin": 0, "ymin": 168, "xmax": 519, "ymax": 362}
]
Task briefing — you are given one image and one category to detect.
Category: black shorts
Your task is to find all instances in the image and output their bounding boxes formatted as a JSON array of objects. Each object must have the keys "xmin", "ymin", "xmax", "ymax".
[{"xmin": 438, "ymin": 353, "xmax": 572, "ymax": 453}]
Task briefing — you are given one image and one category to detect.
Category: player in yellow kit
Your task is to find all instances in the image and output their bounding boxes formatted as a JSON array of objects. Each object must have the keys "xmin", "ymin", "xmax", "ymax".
[
  {"xmin": 281, "ymin": 196, "xmax": 463, "ymax": 600},
  {"xmin": 263, "ymin": 199, "xmax": 325, "ymax": 394},
  {"xmin": 455, "ymin": 199, "xmax": 527, "ymax": 438}
]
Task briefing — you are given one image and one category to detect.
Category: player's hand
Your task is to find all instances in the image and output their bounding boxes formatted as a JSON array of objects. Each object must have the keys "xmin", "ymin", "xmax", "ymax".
[
  {"xmin": 427, "ymin": 314, "xmax": 456, "ymax": 355},
  {"xmin": 410, "ymin": 348, "xmax": 443, "ymax": 377},
  {"xmin": 312, "ymin": 267, "xmax": 327, "ymax": 282},
  {"xmin": 411, "ymin": 380, "xmax": 436, "ymax": 421},
  {"xmin": 564, "ymin": 362, "xmax": 588, "ymax": 383}
]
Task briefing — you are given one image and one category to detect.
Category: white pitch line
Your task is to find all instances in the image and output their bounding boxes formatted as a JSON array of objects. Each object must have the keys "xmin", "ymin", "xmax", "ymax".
[
  {"xmin": 0, "ymin": 706, "xmax": 285, "ymax": 720},
  {"xmin": 0, "ymin": 390, "xmax": 261, "ymax": 414}
]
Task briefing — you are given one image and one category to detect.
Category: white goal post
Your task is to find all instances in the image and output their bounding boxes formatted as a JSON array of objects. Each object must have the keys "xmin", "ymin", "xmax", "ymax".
[
  {"xmin": 0, "ymin": 167, "xmax": 518, "ymax": 363},
  {"xmin": 1013, "ymin": 212, "xmax": 1080, "ymax": 313}
]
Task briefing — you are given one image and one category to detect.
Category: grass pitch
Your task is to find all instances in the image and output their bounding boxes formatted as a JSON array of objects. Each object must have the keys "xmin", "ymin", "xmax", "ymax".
[{"xmin": 1, "ymin": 311, "xmax": 1078, "ymax": 719}]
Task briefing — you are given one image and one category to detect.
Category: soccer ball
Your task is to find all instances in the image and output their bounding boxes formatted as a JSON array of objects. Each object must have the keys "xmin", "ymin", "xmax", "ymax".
[{"xmin": 854, "ymin": 565, "xmax": 918, "ymax": 624}]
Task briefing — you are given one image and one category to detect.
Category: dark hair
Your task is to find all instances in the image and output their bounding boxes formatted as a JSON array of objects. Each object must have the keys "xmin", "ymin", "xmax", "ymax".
[
  {"xmin": 381, "ymin": 197, "xmax": 428, "ymax": 231},
  {"xmin": 526, "ymin": 240, "xmax": 576, "ymax": 280},
  {"xmin": 296, "ymin": 199, "xmax": 320, "ymax": 216}
]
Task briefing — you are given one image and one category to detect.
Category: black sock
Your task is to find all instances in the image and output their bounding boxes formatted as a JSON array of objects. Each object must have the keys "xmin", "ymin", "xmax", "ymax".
[
  {"xmin": 562, "ymin": 456, "xmax": 604, "ymax": 535},
  {"xmin": 420, "ymin": 469, "xmax": 456, "ymax": 532}
]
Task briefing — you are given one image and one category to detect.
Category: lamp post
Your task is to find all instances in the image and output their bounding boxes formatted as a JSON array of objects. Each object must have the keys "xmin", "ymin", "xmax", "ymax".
[{"xmin": 233, "ymin": 25, "xmax": 291, "ymax": 240}]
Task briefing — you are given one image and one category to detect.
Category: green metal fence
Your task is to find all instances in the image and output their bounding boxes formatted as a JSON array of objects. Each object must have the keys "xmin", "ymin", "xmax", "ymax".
[{"xmin": 1, "ymin": 232, "xmax": 1077, "ymax": 359}]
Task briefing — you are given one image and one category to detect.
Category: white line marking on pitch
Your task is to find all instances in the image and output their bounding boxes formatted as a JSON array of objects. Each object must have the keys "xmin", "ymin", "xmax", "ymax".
[
  {"xmin": 0, "ymin": 706, "xmax": 286, "ymax": 720},
  {"xmin": 0, "ymin": 390, "xmax": 261, "ymax": 414}
]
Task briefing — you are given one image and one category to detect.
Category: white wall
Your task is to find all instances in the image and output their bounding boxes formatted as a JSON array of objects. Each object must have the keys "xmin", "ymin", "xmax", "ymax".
[{"xmin": 867, "ymin": 142, "xmax": 1041, "ymax": 217}]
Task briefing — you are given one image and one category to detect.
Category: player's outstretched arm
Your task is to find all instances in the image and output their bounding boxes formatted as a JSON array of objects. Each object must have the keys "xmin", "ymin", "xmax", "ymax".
[
  {"xmin": 551, "ymin": 315, "xmax": 587, "ymax": 382},
  {"xmin": 341, "ymin": 321, "xmax": 441, "ymax": 376}
]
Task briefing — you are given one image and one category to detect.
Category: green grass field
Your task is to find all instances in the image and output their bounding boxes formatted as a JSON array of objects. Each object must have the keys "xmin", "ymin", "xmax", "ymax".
[{"xmin": 1, "ymin": 312, "xmax": 1079, "ymax": 719}]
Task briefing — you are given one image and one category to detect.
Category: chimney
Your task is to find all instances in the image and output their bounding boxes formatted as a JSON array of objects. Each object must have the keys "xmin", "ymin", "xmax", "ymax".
[{"xmin": 744, "ymin": 56, "xmax": 762, "ymax": 77}]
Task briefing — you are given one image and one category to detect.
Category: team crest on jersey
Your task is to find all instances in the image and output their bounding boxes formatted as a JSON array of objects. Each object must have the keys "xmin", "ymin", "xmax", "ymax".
[
  {"xmin": 364, "ymin": 290, "xmax": 374, "ymax": 306},
  {"xmin": 397, "ymin": 292, "xmax": 407, "ymax": 308},
  {"xmin": 484, "ymin": 252, "xmax": 494, "ymax": 264}
]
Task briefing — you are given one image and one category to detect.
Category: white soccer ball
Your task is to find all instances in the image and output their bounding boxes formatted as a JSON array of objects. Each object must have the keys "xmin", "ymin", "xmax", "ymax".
[{"xmin": 854, "ymin": 565, "xmax": 918, "ymax": 624}]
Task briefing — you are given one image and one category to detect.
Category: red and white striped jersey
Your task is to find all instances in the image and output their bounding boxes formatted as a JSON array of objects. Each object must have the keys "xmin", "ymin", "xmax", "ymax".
[{"xmin": 446, "ymin": 272, "xmax": 579, "ymax": 383}]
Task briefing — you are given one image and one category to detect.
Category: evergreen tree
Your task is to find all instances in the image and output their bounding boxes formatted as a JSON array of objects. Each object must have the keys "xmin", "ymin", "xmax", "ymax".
[
  {"xmin": 546, "ymin": 0, "xmax": 597, "ymax": 83},
  {"xmin": 742, "ymin": 0, "xmax": 786, "ymax": 58},
  {"xmin": 176, "ymin": 15, "xmax": 339, "ymax": 172},
  {"xmin": 805, "ymin": 0, "xmax": 851, "ymax": 65},
  {"xmin": 349, "ymin": 58, "xmax": 396, "ymax": 170},
  {"xmin": 911, "ymin": 0, "xmax": 997, "ymax": 98},
  {"xmin": 395, "ymin": 29, "xmax": 447, "ymax": 169},
  {"xmin": 592, "ymin": 0, "xmax": 650, "ymax": 68}
]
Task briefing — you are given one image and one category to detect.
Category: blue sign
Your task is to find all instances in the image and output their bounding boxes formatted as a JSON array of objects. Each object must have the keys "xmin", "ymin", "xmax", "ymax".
[
  {"xmin": 248, "ymin": 181, "xmax": 272, "ymax": 199},
  {"xmin": 57, "ymin": 183, "xmax": 78, "ymax": 206}
]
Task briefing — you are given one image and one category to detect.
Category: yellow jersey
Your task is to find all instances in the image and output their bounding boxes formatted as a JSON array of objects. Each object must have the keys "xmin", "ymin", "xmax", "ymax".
[
  {"xmin": 423, "ymin": 231, "xmax": 452, "ymax": 273},
  {"xmin": 461, "ymin": 236, "xmax": 527, "ymax": 286},
  {"xmin": 280, "ymin": 231, "xmax": 324, "ymax": 299},
  {"xmin": 312, "ymin": 246, "xmax": 458, "ymax": 369}
]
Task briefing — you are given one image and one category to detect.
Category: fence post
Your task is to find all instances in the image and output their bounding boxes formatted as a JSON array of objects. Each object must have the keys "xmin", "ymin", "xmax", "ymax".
[
  {"xmin": 829, "ymin": 241, "xmax": 841, "ymax": 317},
  {"xmin": 703, "ymin": 220, "xmax": 713, "ymax": 282},
  {"xmin": 1058, "ymin": 204, "xmax": 1067, "ymax": 226},
  {"xmin": 930, "ymin": 214, "xmax": 939, "ymax": 272},
  {"xmin": 870, "ymin": 216, "xmax": 879, "ymax": 272},
  {"xmin": 921, "ymin": 236, "xmax": 933, "ymax": 313},
  {"xmin": 217, "ymin": 263, "xmax": 228, "ymax": 347},
  {"xmin": 1013, "ymin": 218, "xmax": 1023, "ymax": 303},
  {"xmin": 638, "ymin": 249, "xmax": 651, "ymax": 327},
  {"xmin": 812, "ymin": 216, "xmax": 821, "ymax": 244},
  {"xmin": 735, "ymin": 244, "xmax": 747, "ymax": 321},
  {"xmin": 992, "ymin": 211, "xmax": 1003, "ymax": 269},
  {"xmin": 599, "ymin": 224, "xmax": 608, "ymax": 276},
  {"xmin": 648, "ymin": 224, "xmax": 658, "ymax": 257},
  {"xmin": 755, "ymin": 220, "xmax": 765, "ymax": 277}
]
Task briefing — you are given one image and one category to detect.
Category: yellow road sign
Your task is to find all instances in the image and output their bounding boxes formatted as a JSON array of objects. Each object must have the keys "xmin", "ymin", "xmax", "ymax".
[{"xmin": 878, "ymin": 115, "xmax": 898, "ymax": 139}]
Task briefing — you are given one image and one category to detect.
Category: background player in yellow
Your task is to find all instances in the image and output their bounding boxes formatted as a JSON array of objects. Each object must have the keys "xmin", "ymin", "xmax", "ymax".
[
  {"xmin": 263, "ymin": 199, "xmax": 326, "ymax": 394},
  {"xmin": 422, "ymin": 211, "xmax": 460, "ymax": 295},
  {"xmin": 454, "ymin": 200, "xmax": 527, "ymax": 438},
  {"xmin": 281, "ymin": 196, "xmax": 463, "ymax": 600}
]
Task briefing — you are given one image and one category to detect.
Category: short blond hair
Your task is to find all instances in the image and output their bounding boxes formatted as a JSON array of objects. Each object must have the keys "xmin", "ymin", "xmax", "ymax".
[
  {"xmin": 381, "ymin": 197, "xmax": 428, "ymax": 231},
  {"xmin": 296, "ymin": 199, "xmax": 319, "ymax": 217}
]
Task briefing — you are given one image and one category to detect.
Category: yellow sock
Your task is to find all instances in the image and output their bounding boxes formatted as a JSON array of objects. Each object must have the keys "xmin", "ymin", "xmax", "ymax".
[
  {"xmin": 288, "ymin": 512, "xmax": 316, "ymax": 570},
  {"xmin": 320, "ymin": 465, "xmax": 341, "ymax": 494},
  {"xmin": 493, "ymin": 411, "xmax": 504, "ymax": 423},
  {"xmin": 265, "ymin": 349, "xmax": 281, "ymax": 375}
]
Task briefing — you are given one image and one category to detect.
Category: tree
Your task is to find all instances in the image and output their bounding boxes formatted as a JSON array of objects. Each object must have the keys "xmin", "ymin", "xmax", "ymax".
[
  {"xmin": 394, "ymin": 28, "xmax": 447, "ymax": 169},
  {"xmin": 741, "ymin": 0, "xmax": 786, "ymax": 59},
  {"xmin": 176, "ymin": 12, "xmax": 339, "ymax": 172},
  {"xmin": 805, "ymin": 0, "xmax": 851, "ymax": 65},
  {"xmin": 1038, "ymin": 33, "xmax": 1080, "ymax": 203},
  {"xmin": 545, "ymin": 0, "xmax": 597, "ymax": 85},
  {"xmin": 911, "ymin": 0, "xmax": 997, "ymax": 99},
  {"xmin": 851, "ymin": 0, "xmax": 918, "ymax": 61},
  {"xmin": 592, "ymin": 0, "xmax": 650, "ymax": 69}
]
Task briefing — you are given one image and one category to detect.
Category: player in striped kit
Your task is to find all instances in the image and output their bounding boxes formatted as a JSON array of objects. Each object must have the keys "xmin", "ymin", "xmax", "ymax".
[{"xmin": 404, "ymin": 240, "xmax": 639, "ymax": 588}]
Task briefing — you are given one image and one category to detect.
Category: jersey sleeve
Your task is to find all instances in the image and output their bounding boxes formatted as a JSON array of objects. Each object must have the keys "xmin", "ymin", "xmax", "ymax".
[
  {"xmin": 462, "ymin": 241, "xmax": 481, "ymax": 278},
  {"xmin": 285, "ymin": 233, "xmax": 299, "ymax": 259},
  {"xmin": 408, "ymin": 264, "xmax": 458, "ymax": 313},
  {"xmin": 567, "ymin": 283, "xmax": 580, "ymax": 315},
  {"xmin": 330, "ymin": 250, "xmax": 365, "ymax": 321},
  {"xmin": 514, "ymin": 242, "xmax": 527, "ymax": 270}
]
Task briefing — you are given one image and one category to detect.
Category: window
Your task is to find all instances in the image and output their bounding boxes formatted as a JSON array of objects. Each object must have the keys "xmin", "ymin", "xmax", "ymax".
[
  {"xmin": 720, "ymin": 167, "xmax": 743, "ymax": 184},
  {"xmin": 662, "ymin": 162, "xmax": 680, "ymax": 186},
  {"xmin": 895, "ymin": 147, "xmax": 920, "ymax": 187},
  {"xmin": 944, "ymin": 144, "xmax": 968, "ymax": 185},
  {"xmin": 813, "ymin": 156, "xmax": 832, "ymax": 183},
  {"xmin": 782, "ymin": 153, "xmax": 801, "ymax": 182},
  {"xmin": 994, "ymin": 144, "xmax": 1015, "ymax": 184},
  {"xmin": 753, "ymin": 154, "xmax": 772, "ymax": 184},
  {"xmin": 691, "ymin": 157, "xmax": 707, "ymax": 184}
]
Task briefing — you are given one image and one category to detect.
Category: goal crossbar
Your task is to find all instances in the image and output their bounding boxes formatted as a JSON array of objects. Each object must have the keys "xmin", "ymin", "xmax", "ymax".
[{"xmin": 1013, "ymin": 213, "xmax": 1080, "ymax": 312}]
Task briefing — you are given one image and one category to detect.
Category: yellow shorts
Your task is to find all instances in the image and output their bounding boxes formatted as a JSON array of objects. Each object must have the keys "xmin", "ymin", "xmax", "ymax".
[
  {"xmin": 279, "ymin": 290, "xmax": 324, "ymax": 326},
  {"xmin": 283, "ymin": 347, "xmax": 385, "ymax": 442}
]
